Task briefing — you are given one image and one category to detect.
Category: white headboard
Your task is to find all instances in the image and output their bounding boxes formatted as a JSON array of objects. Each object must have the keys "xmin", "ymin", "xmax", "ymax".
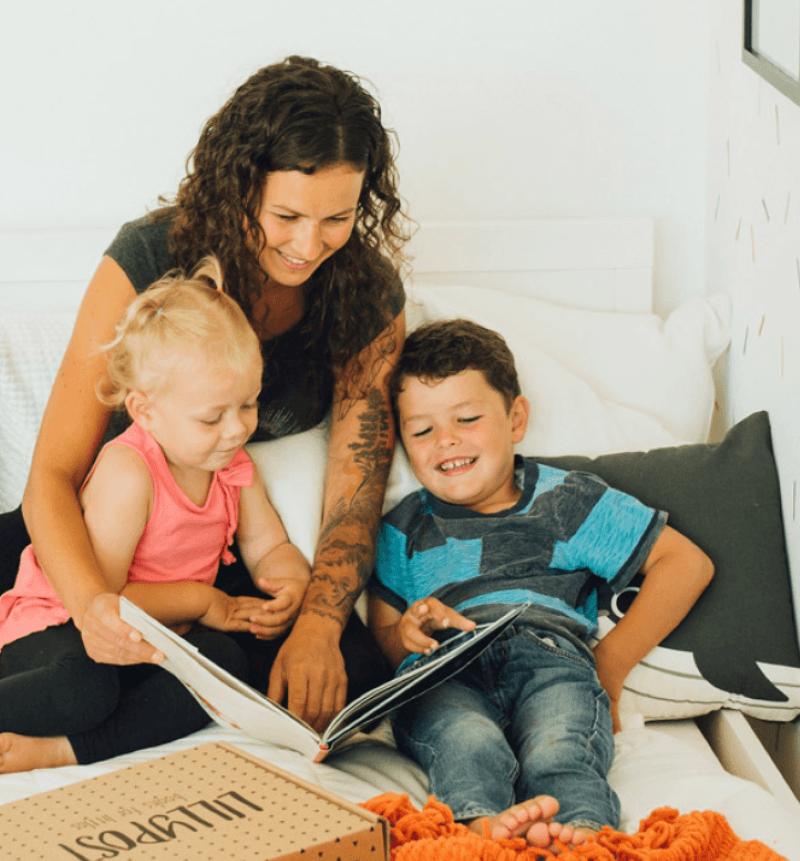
[
  {"xmin": 0, "ymin": 219, "xmax": 654, "ymax": 314},
  {"xmin": 407, "ymin": 219, "xmax": 653, "ymax": 313}
]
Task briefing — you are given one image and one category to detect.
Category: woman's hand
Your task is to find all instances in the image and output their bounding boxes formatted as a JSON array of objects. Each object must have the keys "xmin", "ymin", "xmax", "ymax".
[
  {"xmin": 79, "ymin": 593, "xmax": 164, "ymax": 665},
  {"xmin": 398, "ymin": 598, "xmax": 476, "ymax": 656},
  {"xmin": 267, "ymin": 309, "xmax": 406, "ymax": 730},
  {"xmin": 249, "ymin": 577, "xmax": 308, "ymax": 640},
  {"xmin": 267, "ymin": 614, "xmax": 346, "ymax": 733}
]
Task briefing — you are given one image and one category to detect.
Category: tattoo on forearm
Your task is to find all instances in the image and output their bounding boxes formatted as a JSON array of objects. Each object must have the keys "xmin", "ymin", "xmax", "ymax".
[
  {"xmin": 333, "ymin": 325, "xmax": 397, "ymax": 421},
  {"xmin": 303, "ymin": 388, "xmax": 393, "ymax": 623}
]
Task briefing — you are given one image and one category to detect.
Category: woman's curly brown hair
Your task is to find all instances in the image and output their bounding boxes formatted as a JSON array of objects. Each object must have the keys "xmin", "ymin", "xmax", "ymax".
[{"xmin": 159, "ymin": 55, "xmax": 411, "ymax": 383}]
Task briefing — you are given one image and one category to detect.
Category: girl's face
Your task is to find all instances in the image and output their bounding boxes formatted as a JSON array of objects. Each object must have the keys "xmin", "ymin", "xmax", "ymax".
[
  {"xmin": 131, "ymin": 350, "xmax": 262, "ymax": 481},
  {"xmin": 253, "ymin": 164, "xmax": 365, "ymax": 287}
]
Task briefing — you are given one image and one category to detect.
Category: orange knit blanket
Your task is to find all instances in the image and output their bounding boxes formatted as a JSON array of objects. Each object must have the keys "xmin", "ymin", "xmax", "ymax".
[{"xmin": 361, "ymin": 793, "xmax": 788, "ymax": 861}]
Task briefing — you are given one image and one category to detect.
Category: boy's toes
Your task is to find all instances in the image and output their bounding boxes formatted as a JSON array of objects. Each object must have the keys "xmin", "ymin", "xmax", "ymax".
[
  {"xmin": 526, "ymin": 820, "xmax": 555, "ymax": 847},
  {"xmin": 486, "ymin": 795, "xmax": 560, "ymax": 841},
  {"xmin": 570, "ymin": 826, "xmax": 597, "ymax": 846}
]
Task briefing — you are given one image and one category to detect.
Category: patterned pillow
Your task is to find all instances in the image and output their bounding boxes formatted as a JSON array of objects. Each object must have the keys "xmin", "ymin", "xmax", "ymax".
[{"xmin": 539, "ymin": 411, "xmax": 800, "ymax": 722}]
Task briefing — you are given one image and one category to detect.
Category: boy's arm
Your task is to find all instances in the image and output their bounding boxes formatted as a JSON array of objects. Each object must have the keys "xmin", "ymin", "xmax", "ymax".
[
  {"xmin": 368, "ymin": 595, "xmax": 408, "ymax": 669},
  {"xmin": 235, "ymin": 470, "xmax": 311, "ymax": 640},
  {"xmin": 592, "ymin": 524, "xmax": 714, "ymax": 731}
]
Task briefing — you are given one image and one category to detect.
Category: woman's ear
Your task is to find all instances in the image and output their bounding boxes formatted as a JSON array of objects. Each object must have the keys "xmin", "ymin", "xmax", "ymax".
[
  {"xmin": 510, "ymin": 395, "xmax": 530, "ymax": 444},
  {"xmin": 125, "ymin": 391, "xmax": 153, "ymax": 429}
]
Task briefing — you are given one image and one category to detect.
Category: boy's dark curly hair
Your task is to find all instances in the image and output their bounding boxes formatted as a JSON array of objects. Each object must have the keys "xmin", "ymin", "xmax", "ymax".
[
  {"xmin": 155, "ymin": 55, "xmax": 410, "ymax": 383},
  {"xmin": 390, "ymin": 319, "xmax": 522, "ymax": 416}
]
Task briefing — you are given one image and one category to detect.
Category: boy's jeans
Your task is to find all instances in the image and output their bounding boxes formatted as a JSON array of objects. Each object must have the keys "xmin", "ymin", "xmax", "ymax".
[{"xmin": 392, "ymin": 624, "xmax": 620, "ymax": 831}]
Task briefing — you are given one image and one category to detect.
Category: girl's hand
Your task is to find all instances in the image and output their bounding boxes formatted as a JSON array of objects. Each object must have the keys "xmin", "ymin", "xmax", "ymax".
[
  {"xmin": 198, "ymin": 589, "xmax": 268, "ymax": 633},
  {"xmin": 249, "ymin": 578, "xmax": 308, "ymax": 640},
  {"xmin": 398, "ymin": 597, "xmax": 476, "ymax": 656}
]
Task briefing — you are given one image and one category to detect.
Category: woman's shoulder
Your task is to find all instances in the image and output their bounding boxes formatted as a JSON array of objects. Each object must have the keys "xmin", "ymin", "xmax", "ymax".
[{"xmin": 104, "ymin": 210, "xmax": 177, "ymax": 294}]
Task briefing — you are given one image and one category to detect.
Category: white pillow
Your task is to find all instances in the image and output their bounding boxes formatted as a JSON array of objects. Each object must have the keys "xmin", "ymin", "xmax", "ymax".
[
  {"xmin": 0, "ymin": 311, "xmax": 76, "ymax": 513},
  {"xmin": 249, "ymin": 288, "xmax": 731, "ymax": 566},
  {"xmin": 406, "ymin": 283, "xmax": 731, "ymax": 454},
  {"xmin": 610, "ymin": 726, "xmax": 800, "ymax": 853},
  {"xmin": 247, "ymin": 424, "xmax": 328, "ymax": 566}
]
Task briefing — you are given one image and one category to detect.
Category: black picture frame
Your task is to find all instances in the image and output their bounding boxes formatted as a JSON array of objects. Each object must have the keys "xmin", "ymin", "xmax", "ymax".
[{"xmin": 743, "ymin": 0, "xmax": 800, "ymax": 107}]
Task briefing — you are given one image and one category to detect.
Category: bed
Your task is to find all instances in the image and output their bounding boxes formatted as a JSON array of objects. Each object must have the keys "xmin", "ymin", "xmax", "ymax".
[{"xmin": 1, "ymin": 219, "xmax": 800, "ymax": 858}]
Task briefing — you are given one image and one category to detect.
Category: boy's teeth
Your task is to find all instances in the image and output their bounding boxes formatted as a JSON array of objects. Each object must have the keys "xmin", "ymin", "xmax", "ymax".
[{"xmin": 440, "ymin": 458, "xmax": 475, "ymax": 472}]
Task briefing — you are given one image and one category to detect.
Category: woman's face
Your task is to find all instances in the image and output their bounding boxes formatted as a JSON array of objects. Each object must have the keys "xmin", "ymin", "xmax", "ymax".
[{"xmin": 253, "ymin": 164, "xmax": 365, "ymax": 287}]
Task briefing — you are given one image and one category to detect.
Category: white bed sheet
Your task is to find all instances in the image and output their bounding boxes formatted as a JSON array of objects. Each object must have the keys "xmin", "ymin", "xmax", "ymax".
[{"xmin": 1, "ymin": 721, "xmax": 798, "ymax": 858}]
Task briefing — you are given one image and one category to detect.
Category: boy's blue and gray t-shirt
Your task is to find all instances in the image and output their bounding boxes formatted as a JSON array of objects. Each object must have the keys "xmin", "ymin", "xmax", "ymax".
[{"xmin": 370, "ymin": 455, "xmax": 667, "ymax": 654}]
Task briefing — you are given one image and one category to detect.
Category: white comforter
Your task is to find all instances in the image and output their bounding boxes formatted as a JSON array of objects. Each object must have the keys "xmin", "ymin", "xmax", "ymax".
[{"xmin": 0, "ymin": 721, "xmax": 798, "ymax": 858}]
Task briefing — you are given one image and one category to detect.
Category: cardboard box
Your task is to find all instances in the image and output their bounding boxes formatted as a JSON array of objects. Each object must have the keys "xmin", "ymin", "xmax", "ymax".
[{"xmin": 0, "ymin": 742, "xmax": 389, "ymax": 861}]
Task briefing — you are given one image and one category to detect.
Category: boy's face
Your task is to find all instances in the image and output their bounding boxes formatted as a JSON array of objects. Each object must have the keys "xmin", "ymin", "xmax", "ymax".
[{"xmin": 396, "ymin": 369, "xmax": 529, "ymax": 514}]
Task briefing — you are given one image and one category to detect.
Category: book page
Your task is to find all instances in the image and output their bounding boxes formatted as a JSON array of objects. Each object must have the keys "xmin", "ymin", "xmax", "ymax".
[
  {"xmin": 322, "ymin": 603, "xmax": 529, "ymax": 750},
  {"xmin": 119, "ymin": 598, "xmax": 321, "ymax": 758}
]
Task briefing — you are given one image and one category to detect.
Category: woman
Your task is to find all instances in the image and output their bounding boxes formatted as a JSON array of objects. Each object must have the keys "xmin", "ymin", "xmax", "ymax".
[{"xmin": 6, "ymin": 55, "xmax": 409, "ymax": 740}]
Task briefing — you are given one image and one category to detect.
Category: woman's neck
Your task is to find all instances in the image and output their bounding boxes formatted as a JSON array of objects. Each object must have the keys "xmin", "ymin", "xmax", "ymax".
[{"xmin": 250, "ymin": 279, "xmax": 306, "ymax": 340}]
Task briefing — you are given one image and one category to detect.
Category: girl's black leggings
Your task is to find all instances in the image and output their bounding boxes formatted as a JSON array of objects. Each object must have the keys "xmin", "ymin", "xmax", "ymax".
[{"xmin": 0, "ymin": 506, "xmax": 390, "ymax": 762}]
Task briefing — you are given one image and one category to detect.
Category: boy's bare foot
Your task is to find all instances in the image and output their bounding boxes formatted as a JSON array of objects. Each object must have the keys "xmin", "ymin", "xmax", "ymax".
[
  {"xmin": 466, "ymin": 795, "xmax": 560, "ymax": 846},
  {"xmin": 0, "ymin": 733, "xmax": 78, "ymax": 773},
  {"xmin": 567, "ymin": 825, "xmax": 597, "ymax": 847},
  {"xmin": 548, "ymin": 823, "xmax": 598, "ymax": 851}
]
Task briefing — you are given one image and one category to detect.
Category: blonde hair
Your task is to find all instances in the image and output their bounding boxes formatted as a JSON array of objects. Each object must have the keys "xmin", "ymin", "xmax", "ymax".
[{"xmin": 98, "ymin": 256, "xmax": 262, "ymax": 409}]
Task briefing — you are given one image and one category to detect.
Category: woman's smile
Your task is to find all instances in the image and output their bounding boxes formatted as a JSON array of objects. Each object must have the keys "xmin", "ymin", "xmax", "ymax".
[{"xmin": 254, "ymin": 165, "xmax": 364, "ymax": 286}]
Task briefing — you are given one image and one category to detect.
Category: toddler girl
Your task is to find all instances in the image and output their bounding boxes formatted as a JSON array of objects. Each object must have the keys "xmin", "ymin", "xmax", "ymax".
[{"xmin": 0, "ymin": 257, "xmax": 310, "ymax": 773}]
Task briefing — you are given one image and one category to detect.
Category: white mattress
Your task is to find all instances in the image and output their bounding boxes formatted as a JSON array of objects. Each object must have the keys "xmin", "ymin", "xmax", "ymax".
[{"xmin": 1, "ymin": 719, "xmax": 798, "ymax": 858}]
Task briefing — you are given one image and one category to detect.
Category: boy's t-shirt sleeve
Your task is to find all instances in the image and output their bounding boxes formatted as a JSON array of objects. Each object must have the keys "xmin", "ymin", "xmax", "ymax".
[
  {"xmin": 550, "ymin": 470, "xmax": 667, "ymax": 593},
  {"xmin": 368, "ymin": 521, "xmax": 411, "ymax": 614}
]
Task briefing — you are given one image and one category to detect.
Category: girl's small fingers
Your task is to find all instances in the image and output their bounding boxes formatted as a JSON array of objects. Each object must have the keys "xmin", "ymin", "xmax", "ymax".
[
  {"xmin": 264, "ymin": 592, "xmax": 293, "ymax": 613},
  {"xmin": 251, "ymin": 607, "xmax": 292, "ymax": 627}
]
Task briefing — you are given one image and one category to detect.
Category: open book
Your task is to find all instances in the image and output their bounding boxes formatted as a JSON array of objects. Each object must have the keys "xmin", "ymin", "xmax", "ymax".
[{"xmin": 119, "ymin": 597, "xmax": 528, "ymax": 761}]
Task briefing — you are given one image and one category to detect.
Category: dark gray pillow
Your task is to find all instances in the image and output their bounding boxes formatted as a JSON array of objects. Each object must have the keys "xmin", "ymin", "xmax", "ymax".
[{"xmin": 538, "ymin": 410, "xmax": 800, "ymax": 721}]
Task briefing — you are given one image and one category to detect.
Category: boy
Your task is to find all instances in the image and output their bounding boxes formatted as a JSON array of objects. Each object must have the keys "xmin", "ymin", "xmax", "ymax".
[{"xmin": 368, "ymin": 319, "xmax": 713, "ymax": 851}]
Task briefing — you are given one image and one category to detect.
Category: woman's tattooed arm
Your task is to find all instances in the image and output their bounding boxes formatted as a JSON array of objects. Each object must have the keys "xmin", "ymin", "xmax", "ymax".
[
  {"xmin": 265, "ymin": 310, "xmax": 406, "ymax": 730},
  {"xmin": 302, "ymin": 317, "xmax": 402, "ymax": 625}
]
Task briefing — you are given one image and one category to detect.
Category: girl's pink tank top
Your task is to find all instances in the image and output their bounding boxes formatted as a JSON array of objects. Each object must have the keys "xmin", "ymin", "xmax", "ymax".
[{"xmin": 0, "ymin": 422, "xmax": 253, "ymax": 649}]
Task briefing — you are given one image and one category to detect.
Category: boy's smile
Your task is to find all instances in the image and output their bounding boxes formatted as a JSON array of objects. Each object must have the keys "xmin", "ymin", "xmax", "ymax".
[{"xmin": 397, "ymin": 369, "xmax": 529, "ymax": 514}]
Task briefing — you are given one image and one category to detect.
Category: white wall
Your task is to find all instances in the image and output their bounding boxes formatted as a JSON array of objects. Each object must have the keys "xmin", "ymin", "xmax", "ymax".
[
  {"xmin": 706, "ymin": 1, "xmax": 800, "ymax": 789},
  {"xmin": 707, "ymin": 1, "xmax": 800, "ymax": 612},
  {"xmin": 0, "ymin": 0, "xmax": 709, "ymax": 316}
]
